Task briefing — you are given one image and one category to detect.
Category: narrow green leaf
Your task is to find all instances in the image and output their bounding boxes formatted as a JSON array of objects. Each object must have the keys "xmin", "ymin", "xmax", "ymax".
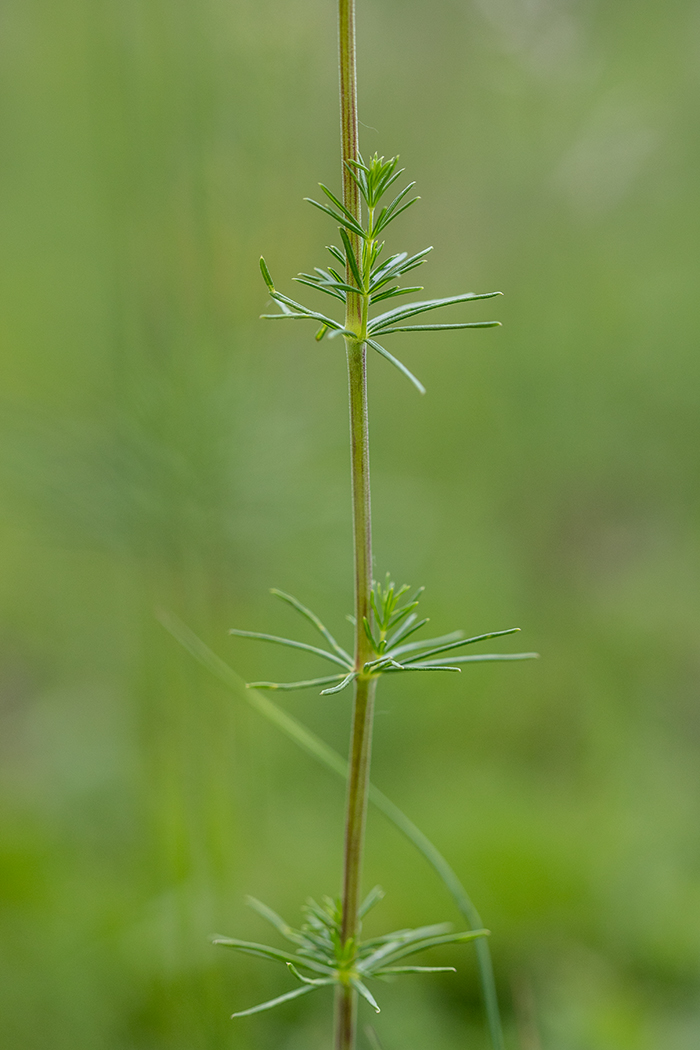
[
  {"xmin": 293, "ymin": 277, "xmax": 346, "ymax": 302},
  {"xmin": 339, "ymin": 228, "xmax": 364, "ymax": 290},
  {"xmin": 246, "ymin": 898, "xmax": 301, "ymax": 943},
  {"xmin": 385, "ymin": 616, "xmax": 429, "ymax": 650},
  {"xmin": 260, "ymin": 256, "xmax": 274, "ymax": 290},
  {"xmin": 212, "ymin": 936, "xmax": 323, "ymax": 971},
  {"xmin": 359, "ymin": 930, "xmax": 413, "ymax": 952},
  {"xmin": 370, "ymin": 250, "xmax": 429, "ymax": 289},
  {"xmin": 387, "ymin": 664, "xmax": 462, "ymax": 674},
  {"xmin": 373, "ymin": 166, "xmax": 404, "ymax": 202},
  {"xmin": 370, "ymin": 285, "xmax": 424, "ymax": 304},
  {"xmin": 269, "ymin": 290, "xmax": 346, "ymax": 329},
  {"xmin": 386, "ymin": 601, "xmax": 420, "ymax": 630},
  {"xmin": 368, "ymin": 292, "xmax": 503, "ymax": 335},
  {"xmin": 359, "ymin": 925, "xmax": 454, "ymax": 972},
  {"xmin": 229, "ymin": 629, "xmax": 351, "ymax": 669},
  {"xmin": 231, "ymin": 983, "xmax": 320, "ymax": 1018},
  {"xmin": 345, "ymin": 163, "xmax": 369, "ymax": 204},
  {"xmin": 378, "ymin": 322, "xmax": 501, "ymax": 334},
  {"xmin": 368, "ymin": 930, "xmax": 489, "ymax": 971},
  {"xmin": 326, "ymin": 244, "xmax": 346, "ymax": 265},
  {"xmin": 388, "ymin": 630, "xmax": 462, "ymax": 656},
  {"xmin": 304, "ymin": 197, "xmax": 366, "ymax": 239},
  {"xmin": 319, "ymin": 183, "xmax": 363, "ymax": 227},
  {"xmin": 362, "ymin": 615, "xmax": 378, "ymax": 652},
  {"xmin": 287, "ymin": 963, "xmax": 333, "ymax": 986},
  {"xmin": 367, "ymin": 339, "xmax": 426, "ymax": 395},
  {"xmin": 374, "ymin": 196, "xmax": 420, "ymax": 235},
  {"xmin": 351, "ymin": 978, "xmax": 381, "ymax": 1013},
  {"xmin": 261, "ymin": 312, "xmax": 322, "ymax": 321},
  {"xmin": 320, "ymin": 671, "xmax": 357, "ymax": 695},
  {"xmin": 359, "ymin": 885, "xmax": 385, "ymax": 918},
  {"xmin": 246, "ymin": 674, "xmax": 346, "ymax": 691},
  {"xmin": 372, "ymin": 182, "xmax": 416, "ymax": 233},
  {"xmin": 410, "ymin": 652, "xmax": 539, "ymax": 667},
  {"xmin": 400, "ymin": 628, "xmax": 520, "ymax": 664},
  {"xmin": 270, "ymin": 589, "xmax": 352, "ymax": 664},
  {"xmin": 375, "ymin": 966, "xmax": 456, "ymax": 974}
]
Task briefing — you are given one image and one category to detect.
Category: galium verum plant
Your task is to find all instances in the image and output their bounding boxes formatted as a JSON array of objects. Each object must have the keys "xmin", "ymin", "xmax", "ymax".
[{"xmin": 212, "ymin": 4, "xmax": 537, "ymax": 1049}]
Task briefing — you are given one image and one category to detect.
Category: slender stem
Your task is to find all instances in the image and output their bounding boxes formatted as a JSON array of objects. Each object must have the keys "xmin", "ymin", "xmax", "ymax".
[
  {"xmin": 346, "ymin": 341, "xmax": 373, "ymax": 651},
  {"xmin": 336, "ymin": 5, "xmax": 376, "ymax": 1050}
]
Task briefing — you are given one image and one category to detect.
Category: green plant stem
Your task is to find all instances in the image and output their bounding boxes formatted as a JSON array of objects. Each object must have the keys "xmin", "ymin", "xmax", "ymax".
[
  {"xmin": 337, "ymin": 4, "xmax": 376, "ymax": 1050},
  {"xmin": 158, "ymin": 613, "xmax": 506, "ymax": 1050}
]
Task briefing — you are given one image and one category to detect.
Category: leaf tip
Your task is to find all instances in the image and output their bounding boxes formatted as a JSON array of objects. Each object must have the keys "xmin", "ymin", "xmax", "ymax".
[{"xmin": 259, "ymin": 256, "xmax": 274, "ymax": 291}]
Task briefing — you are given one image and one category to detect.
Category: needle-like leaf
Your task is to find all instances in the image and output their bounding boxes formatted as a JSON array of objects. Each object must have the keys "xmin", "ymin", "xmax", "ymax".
[
  {"xmin": 326, "ymin": 244, "xmax": 346, "ymax": 265},
  {"xmin": 287, "ymin": 963, "xmax": 334, "ymax": 986},
  {"xmin": 339, "ymin": 228, "xmax": 364, "ymax": 291},
  {"xmin": 351, "ymin": 978, "xmax": 381, "ymax": 1013},
  {"xmin": 320, "ymin": 671, "xmax": 357, "ymax": 695},
  {"xmin": 363, "ymin": 929, "xmax": 489, "ymax": 971},
  {"xmin": 359, "ymin": 886, "xmax": 385, "ymax": 918},
  {"xmin": 246, "ymin": 898, "xmax": 302, "ymax": 944},
  {"xmin": 400, "ymin": 628, "xmax": 521, "ymax": 664},
  {"xmin": 366, "ymin": 338, "xmax": 426, "ymax": 395},
  {"xmin": 230, "ymin": 983, "xmax": 322, "ymax": 1018},
  {"xmin": 304, "ymin": 196, "xmax": 366, "ymax": 239},
  {"xmin": 294, "ymin": 277, "xmax": 347, "ymax": 302},
  {"xmin": 319, "ymin": 183, "xmax": 364, "ymax": 227},
  {"xmin": 388, "ymin": 630, "xmax": 462, "ymax": 657},
  {"xmin": 246, "ymin": 674, "xmax": 347, "ymax": 691},
  {"xmin": 409, "ymin": 652, "xmax": 539, "ymax": 667},
  {"xmin": 229, "ymin": 629, "xmax": 351, "ymax": 669},
  {"xmin": 368, "ymin": 291, "xmax": 502, "ymax": 335},
  {"xmin": 212, "ymin": 937, "xmax": 333, "ymax": 975},
  {"xmin": 270, "ymin": 589, "xmax": 352, "ymax": 664},
  {"xmin": 375, "ymin": 965, "xmax": 456, "ymax": 974},
  {"xmin": 378, "ymin": 321, "xmax": 501, "ymax": 334},
  {"xmin": 369, "ymin": 285, "xmax": 424, "ymax": 304},
  {"xmin": 260, "ymin": 256, "xmax": 275, "ymax": 290}
]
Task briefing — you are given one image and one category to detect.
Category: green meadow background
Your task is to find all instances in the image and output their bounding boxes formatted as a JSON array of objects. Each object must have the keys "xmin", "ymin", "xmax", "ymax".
[{"xmin": 1, "ymin": 1, "xmax": 699, "ymax": 1047}]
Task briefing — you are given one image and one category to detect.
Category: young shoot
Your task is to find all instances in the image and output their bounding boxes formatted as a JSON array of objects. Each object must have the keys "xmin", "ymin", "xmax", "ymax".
[
  {"xmin": 260, "ymin": 152, "xmax": 501, "ymax": 394},
  {"xmin": 214, "ymin": 891, "xmax": 488, "ymax": 1020}
]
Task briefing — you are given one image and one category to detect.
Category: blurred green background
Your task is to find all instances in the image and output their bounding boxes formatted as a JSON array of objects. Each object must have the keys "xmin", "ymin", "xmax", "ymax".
[{"xmin": 1, "ymin": 0, "xmax": 699, "ymax": 1047}]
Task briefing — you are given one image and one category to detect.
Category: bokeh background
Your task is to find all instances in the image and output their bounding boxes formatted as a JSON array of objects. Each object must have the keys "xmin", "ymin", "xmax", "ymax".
[{"xmin": 1, "ymin": 0, "xmax": 699, "ymax": 1047}]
